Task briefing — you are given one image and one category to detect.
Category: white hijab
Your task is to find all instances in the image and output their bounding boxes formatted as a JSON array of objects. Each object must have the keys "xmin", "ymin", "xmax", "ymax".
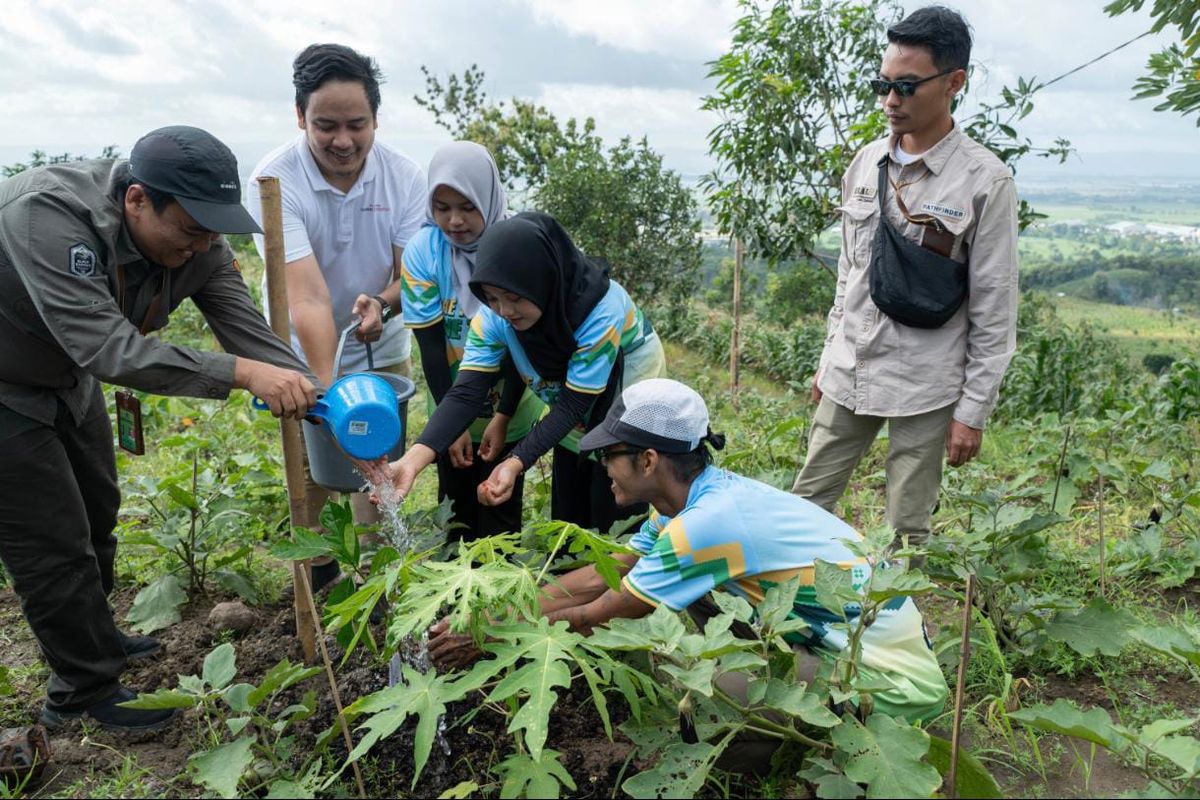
[{"xmin": 426, "ymin": 141, "xmax": 509, "ymax": 319}]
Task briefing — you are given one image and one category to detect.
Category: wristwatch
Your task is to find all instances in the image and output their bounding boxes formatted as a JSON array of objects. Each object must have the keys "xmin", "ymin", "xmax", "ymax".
[{"xmin": 372, "ymin": 294, "xmax": 394, "ymax": 323}]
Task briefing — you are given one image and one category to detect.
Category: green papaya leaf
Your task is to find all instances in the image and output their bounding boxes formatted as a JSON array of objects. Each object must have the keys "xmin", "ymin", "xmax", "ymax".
[
  {"xmin": 485, "ymin": 620, "xmax": 581, "ymax": 761},
  {"xmin": 348, "ymin": 664, "xmax": 454, "ymax": 787},
  {"xmin": 494, "ymin": 750, "xmax": 576, "ymax": 799}
]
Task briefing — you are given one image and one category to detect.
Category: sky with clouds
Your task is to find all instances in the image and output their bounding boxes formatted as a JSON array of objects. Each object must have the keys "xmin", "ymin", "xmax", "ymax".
[{"xmin": 1, "ymin": 0, "xmax": 1197, "ymax": 181}]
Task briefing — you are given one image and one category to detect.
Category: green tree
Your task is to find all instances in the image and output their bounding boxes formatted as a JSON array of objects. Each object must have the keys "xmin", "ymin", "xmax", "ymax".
[
  {"xmin": 535, "ymin": 133, "xmax": 702, "ymax": 307},
  {"xmin": 702, "ymin": 0, "xmax": 1071, "ymax": 269},
  {"xmin": 1106, "ymin": 0, "xmax": 1200, "ymax": 124},
  {"xmin": 416, "ymin": 65, "xmax": 702, "ymax": 307}
]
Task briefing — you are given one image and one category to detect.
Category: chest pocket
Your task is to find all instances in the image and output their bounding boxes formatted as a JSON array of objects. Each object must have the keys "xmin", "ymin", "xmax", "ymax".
[
  {"xmin": 904, "ymin": 203, "xmax": 975, "ymax": 262},
  {"xmin": 839, "ymin": 203, "xmax": 879, "ymax": 269}
]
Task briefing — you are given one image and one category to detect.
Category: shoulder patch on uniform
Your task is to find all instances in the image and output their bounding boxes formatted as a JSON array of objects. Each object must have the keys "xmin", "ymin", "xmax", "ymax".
[{"xmin": 68, "ymin": 243, "xmax": 98, "ymax": 277}]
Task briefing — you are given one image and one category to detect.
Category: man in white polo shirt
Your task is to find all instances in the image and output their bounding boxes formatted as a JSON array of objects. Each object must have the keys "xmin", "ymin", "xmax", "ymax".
[{"xmin": 248, "ymin": 43, "xmax": 425, "ymax": 583}]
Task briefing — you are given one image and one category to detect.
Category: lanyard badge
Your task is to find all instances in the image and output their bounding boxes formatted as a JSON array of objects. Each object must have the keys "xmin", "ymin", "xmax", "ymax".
[{"xmin": 115, "ymin": 390, "xmax": 145, "ymax": 455}]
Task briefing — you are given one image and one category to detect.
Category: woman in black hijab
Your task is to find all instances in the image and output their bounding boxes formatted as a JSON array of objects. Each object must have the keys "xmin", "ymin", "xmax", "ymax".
[{"xmin": 374, "ymin": 212, "xmax": 666, "ymax": 533}]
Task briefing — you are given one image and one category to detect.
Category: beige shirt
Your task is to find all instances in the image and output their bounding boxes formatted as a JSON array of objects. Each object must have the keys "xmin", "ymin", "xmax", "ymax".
[{"xmin": 817, "ymin": 125, "xmax": 1019, "ymax": 430}]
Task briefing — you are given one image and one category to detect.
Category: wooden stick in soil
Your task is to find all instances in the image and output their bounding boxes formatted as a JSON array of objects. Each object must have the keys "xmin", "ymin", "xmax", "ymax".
[
  {"xmin": 258, "ymin": 176, "xmax": 317, "ymax": 662},
  {"xmin": 1098, "ymin": 473, "xmax": 1107, "ymax": 598},
  {"xmin": 946, "ymin": 573, "xmax": 975, "ymax": 800},
  {"xmin": 297, "ymin": 563, "xmax": 367, "ymax": 799},
  {"xmin": 1050, "ymin": 425, "xmax": 1072, "ymax": 514},
  {"xmin": 730, "ymin": 237, "xmax": 743, "ymax": 408}
]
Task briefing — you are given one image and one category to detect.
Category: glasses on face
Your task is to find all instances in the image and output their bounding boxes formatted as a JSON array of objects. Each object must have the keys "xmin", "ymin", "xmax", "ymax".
[
  {"xmin": 598, "ymin": 448, "xmax": 643, "ymax": 466},
  {"xmin": 869, "ymin": 67, "xmax": 957, "ymax": 98}
]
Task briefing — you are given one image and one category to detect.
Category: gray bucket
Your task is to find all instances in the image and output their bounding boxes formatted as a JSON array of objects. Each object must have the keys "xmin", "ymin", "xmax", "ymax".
[{"xmin": 303, "ymin": 321, "xmax": 416, "ymax": 493}]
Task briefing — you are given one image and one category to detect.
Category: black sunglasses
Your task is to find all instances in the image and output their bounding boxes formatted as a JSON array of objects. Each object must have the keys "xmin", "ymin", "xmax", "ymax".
[
  {"xmin": 869, "ymin": 68, "xmax": 957, "ymax": 98},
  {"xmin": 598, "ymin": 448, "xmax": 644, "ymax": 466}
]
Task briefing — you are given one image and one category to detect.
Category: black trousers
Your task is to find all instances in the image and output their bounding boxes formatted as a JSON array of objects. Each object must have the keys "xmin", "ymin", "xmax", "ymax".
[
  {"xmin": 0, "ymin": 387, "xmax": 125, "ymax": 710},
  {"xmin": 550, "ymin": 446, "xmax": 647, "ymax": 533},
  {"xmin": 436, "ymin": 442, "xmax": 524, "ymax": 542}
]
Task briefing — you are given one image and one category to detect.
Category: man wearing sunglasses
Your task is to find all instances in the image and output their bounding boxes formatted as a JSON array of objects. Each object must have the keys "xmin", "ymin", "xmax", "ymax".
[{"xmin": 794, "ymin": 6, "xmax": 1019, "ymax": 560}]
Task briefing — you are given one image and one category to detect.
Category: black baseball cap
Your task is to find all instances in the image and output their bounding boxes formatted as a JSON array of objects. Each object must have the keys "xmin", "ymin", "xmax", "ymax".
[{"xmin": 129, "ymin": 125, "xmax": 261, "ymax": 235}]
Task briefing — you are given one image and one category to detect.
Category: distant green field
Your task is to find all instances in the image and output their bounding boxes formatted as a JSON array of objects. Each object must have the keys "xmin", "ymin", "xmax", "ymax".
[
  {"xmin": 1047, "ymin": 294, "xmax": 1200, "ymax": 362},
  {"xmin": 1025, "ymin": 201, "xmax": 1200, "ymax": 227}
]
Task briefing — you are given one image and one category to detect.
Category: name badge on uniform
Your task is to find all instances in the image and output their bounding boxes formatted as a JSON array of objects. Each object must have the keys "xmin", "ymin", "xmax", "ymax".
[
  {"xmin": 851, "ymin": 186, "xmax": 877, "ymax": 203},
  {"xmin": 115, "ymin": 390, "xmax": 145, "ymax": 455},
  {"xmin": 919, "ymin": 201, "xmax": 966, "ymax": 221}
]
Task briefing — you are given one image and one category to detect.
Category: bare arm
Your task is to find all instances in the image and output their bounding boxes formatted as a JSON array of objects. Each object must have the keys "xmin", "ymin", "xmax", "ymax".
[
  {"xmin": 286, "ymin": 253, "xmax": 338, "ymax": 387},
  {"xmin": 538, "ymin": 555, "xmax": 640, "ymax": 615},
  {"xmin": 545, "ymin": 586, "xmax": 655, "ymax": 636}
]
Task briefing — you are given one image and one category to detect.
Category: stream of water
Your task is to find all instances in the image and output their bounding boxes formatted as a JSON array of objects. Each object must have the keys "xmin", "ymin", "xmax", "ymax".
[{"xmin": 363, "ymin": 473, "xmax": 451, "ymax": 756}]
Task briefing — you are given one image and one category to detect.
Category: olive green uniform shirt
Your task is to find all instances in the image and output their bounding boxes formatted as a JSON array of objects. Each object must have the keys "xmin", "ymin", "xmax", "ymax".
[
  {"xmin": 817, "ymin": 125, "xmax": 1019, "ymax": 430},
  {"xmin": 0, "ymin": 159, "xmax": 311, "ymax": 427}
]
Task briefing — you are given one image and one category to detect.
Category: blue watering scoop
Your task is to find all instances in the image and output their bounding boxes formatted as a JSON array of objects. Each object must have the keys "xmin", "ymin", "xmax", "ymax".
[
  {"xmin": 253, "ymin": 318, "xmax": 413, "ymax": 470},
  {"xmin": 252, "ymin": 371, "xmax": 401, "ymax": 460}
]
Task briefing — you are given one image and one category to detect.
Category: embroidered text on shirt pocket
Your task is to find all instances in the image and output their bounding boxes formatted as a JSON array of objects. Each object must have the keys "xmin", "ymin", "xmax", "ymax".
[{"xmin": 838, "ymin": 204, "xmax": 879, "ymax": 269}]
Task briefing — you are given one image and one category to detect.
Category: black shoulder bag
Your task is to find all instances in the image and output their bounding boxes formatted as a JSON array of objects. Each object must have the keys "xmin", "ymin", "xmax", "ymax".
[{"xmin": 868, "ymin": 157, "xmax": 968, "ymax": 329}]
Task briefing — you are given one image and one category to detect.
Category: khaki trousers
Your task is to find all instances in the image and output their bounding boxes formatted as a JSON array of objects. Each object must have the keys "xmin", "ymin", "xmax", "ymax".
[{"xmin": 792, "ymin": 396, "xmax": 955, "ymax": 547}]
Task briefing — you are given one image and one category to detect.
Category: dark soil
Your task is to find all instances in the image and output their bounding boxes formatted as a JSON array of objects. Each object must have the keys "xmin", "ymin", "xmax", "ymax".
[
  {"xmin": 0, "ymin": 586, "xmax": 635, "ymax": 798},
  {"xmin": 4, "ymin": 578, "xmax": 1198, "ymax": 798}
]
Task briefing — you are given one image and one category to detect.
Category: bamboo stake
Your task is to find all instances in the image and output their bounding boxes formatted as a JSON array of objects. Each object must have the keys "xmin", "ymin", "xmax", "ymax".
[
  {"xmin": 730, "ymin": 237, "xmax": 743, "ymax": 406},
  {"xmin": 258, "ymin": 176, "xmax": 317, "ymax": 662},
  {"xmin": 946, "ymin": 573, "xmax": 975, "ymax": 800},
  {"xmin": 297, "ymin": 562, "xmax": 367, "ymax": 798}
]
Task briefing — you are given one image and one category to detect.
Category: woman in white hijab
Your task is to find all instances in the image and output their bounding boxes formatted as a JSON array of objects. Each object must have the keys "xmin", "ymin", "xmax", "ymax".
[{"xmin": 400, "ymin": 142, "xmax": 542, "ymax": 541}]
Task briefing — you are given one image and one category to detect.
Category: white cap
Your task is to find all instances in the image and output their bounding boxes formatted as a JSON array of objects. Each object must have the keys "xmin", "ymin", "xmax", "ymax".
[{"xmin": 579, "ymin": 378, "xmax": 711, "ymax": 454}]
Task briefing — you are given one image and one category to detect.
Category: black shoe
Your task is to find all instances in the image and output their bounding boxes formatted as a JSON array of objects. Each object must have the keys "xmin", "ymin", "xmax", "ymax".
[
  {"xmin": 310, "ymin": 560, "xmax": 343, "ymax": 594},
  {"xmin": 40, "ymin": 687, "xmax": 179, "ymax": 732},
  {"xmin": 118, "ymin": 630, "xmax": 163, "ymax": 661}
]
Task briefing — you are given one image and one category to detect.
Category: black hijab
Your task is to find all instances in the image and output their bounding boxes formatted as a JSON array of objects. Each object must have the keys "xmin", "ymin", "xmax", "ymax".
[{"xmin": 470, "ymin": 212, "xmax": 610, "ymax": 382}]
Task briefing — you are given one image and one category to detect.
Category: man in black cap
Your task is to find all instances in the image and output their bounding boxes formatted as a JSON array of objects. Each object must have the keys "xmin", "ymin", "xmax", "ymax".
[{"xmin": 0, "ymin": 125, "xmax": 317, "ymax": 731}]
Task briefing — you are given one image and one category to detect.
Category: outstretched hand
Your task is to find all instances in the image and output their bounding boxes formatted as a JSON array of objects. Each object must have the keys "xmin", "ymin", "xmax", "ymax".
[
  {"xmin": 427, "ymin": 617, "xmax": 485, "ymax": 671},
  {"xmin": 477, "ymin": 457, "xmax": 523, "ymax": 507}
]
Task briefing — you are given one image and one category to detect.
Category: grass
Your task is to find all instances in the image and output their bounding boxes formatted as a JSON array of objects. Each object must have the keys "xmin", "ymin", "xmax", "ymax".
[{"xmin": 1048, "ymin": 295, "xmax": 1200, "ymax": 363}]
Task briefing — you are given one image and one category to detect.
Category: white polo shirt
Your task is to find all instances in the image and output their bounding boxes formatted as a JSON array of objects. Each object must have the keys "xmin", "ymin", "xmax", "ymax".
[{"xmin": 248, "ymin": 135, "xmax": 426, "ymax": 374}]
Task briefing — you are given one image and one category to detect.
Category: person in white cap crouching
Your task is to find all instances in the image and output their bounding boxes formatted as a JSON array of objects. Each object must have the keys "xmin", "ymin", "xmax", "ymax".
[{"xmin": 428, "ymin": 378, "xmax": 948, "ymax": 772}]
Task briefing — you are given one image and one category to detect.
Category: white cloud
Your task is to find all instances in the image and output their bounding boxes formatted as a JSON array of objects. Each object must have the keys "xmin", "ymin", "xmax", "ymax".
[
  {"xmin": 0, "ymin": 0, "xmax": 1196, "ymax": 177},
  {"xmin": 533, "ymin": 83, "xmax": 716, "ymax": 174},
  {"xmin": 518, "ymin": 0, "xmax": 737, "ymax": 60}
]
